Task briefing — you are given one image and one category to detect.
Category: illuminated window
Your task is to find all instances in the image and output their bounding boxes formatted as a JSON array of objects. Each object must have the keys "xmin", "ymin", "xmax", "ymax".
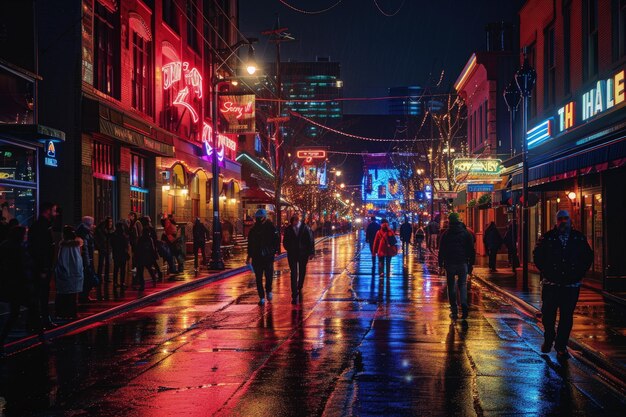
[
  {"xmin": 93, "ymin": 2, "xmax": 120, "ymax": 98},
  {"xmin": 131, "ymin": 31, "xmax": 153, "ymax": 116},
  {"xmin": 130, "ymin": 154, "xmax": 145, "ymax": 188},
  {"xmin": 92, "ymin": 140, "xmax": 115, "ymax": 223}
]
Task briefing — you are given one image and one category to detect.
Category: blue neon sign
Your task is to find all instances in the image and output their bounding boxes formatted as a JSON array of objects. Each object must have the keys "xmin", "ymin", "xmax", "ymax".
[{"xmin": 527, "ymin": 119, "xmax": 552, "ymax": 149}]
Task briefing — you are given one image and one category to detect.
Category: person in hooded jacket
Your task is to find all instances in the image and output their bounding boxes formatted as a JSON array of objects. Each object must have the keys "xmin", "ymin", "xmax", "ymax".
[
  {"xmin": 483, "ymin": 222, "xmax": 503, "ymax": 271},
  {"xmin": 533, "ymin": 210, "xmax": 593, "ymax": 360},
  {"xmin": 54, "ymin": 226, "xmax": 84, "ymax": 319},
  {"xmin": 247, "ymin": 209, "xmax": 279, "ymax": 305},
  {"xmin": 283, "ymin": 213, "xmax": 315, "ymax": 304},
  {"xmin": 365, "ymin": 217, "xmax": 381, "ymax": 271},
  {"xmin": 136, "ymin": 227, "xmax": 159, "ymax": 290},
  {"xmin": 438, "ymin": 212, "xmax": 475, "ymax": 320},
  {"xmin": 372, "ymin": 219, "xmax": 398, "ymax": 277}
]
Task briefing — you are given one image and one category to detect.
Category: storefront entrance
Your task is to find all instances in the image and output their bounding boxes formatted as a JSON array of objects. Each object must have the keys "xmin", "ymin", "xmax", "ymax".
[{"xmin": 583, "ymin": 191, "xmax": 603, "ymax": 275}]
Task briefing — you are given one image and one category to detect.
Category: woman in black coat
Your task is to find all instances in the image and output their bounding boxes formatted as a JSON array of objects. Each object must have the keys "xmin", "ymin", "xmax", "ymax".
[
  {"xmin": 135, "ymin": 228, "xmax": 158, "ymax": 290},
  {"xmin": 483, "ymin": 222, "xmax": 503, "ymax": 272}
]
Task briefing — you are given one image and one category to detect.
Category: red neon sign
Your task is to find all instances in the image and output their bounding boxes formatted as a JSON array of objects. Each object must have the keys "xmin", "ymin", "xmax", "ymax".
[
  {"xmin": 163, "ymin": 61, "xmax": 203, "ymax": 123},
  {"xmin": 220, "ymin": 100, "xmax": 253, "ymax": 119},
  {"xmin": 297, "ymin": 149, "xmax": 326, "ymax": 163}
]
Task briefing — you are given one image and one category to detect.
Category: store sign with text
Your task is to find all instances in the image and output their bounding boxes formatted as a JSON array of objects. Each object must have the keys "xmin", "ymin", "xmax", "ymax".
[
  {"xmin": 453, "ymin": 159, "xmax": 502, "ymax": 183},
  {"xmin": 44, "ymin": 141, "xmax": 58, "ymax": 167},
  {"xmin": 218, "ymin": 94, "xmax": 255, "ymax": 134},
  {"xmin": 202, "ymin": 122, "xmax": 237, "ymax": 162},
  {"xmin": 527, "ymin": 67, "xmax": 625, "ymax": 149}
]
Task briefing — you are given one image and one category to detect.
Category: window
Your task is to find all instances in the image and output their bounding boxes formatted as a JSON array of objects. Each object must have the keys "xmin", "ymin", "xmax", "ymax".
[
  {"xmin": 378, "ymin": 185, "xmax": 386, "ymax": 199},
  {"xmin": 186, "ymin": 0, "xmax": 199, "ymax": 52},
  {"xmin": 544, "ymin": 24, "xmax": 556, "ymax": 107},
  {"xmin": 131, "ymin": 32, "xmax": 153, "ymax": 116},
  {"xmin": 162, "ymin": 0, "xmax": 179, "ymax": 32},
  {"xmin": 130, "ymin": 154, "xmax": 146, "ymax": 188},
  {"xmin": 583, "ymin": 0, "xmax": 599, "ymax": 80},
  {"xmin": 526, "ymin": 43, "xmax": 537, "ymax": 118},
  {"xmin": 130, "ymin": 154, "xmax": 148, "ymax": 216},
  {"xmin": 563, "ymin": 0, "xmax": 572, "ymax": 94},
  {"xmin": 92, "ymin": 141, "xmax": 114, "ymax": 178},
  {"xmin": 92, "ymin": 141, "xmax": 115, "ymax": 223},
  {"xmin": 93, "ymin": 2, "xmax": 119, "ymax": 98}
]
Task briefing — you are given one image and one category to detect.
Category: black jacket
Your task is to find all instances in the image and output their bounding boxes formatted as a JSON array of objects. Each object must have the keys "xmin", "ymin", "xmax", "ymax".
[
  {"xmin": 192, "ymin": 221, "xmax": 210, "ymax": 244},
  {"xmin": 399, "ymin": 223, "xmax": 412, "ymax": 242},
  {"xmin": 27, "ymin": 216, "xmax": 54, "ymax": 270},
  {"xmin": 76, "ymin": 223, "xmax": 95, "ymax": 267},
  {"xmin": 533, "ymin": 228, "xmax": 593, "ymax": 285},
  {"xmin": 0, "ymin": 240, "xmax": 32, "ymax": 303},
  {"xmin": 365, "ymin": 221, "xmax": 381, "ymax": 244},
  {"xmin": 483, "ymin": 225, "xmax": 503, "ymax": 249},
  {"xmin": 247, "ymin": 219, "xmax": 279, "ymax": 259},
  {"xmin": 111, "ymin": 230, "xmax": 130, "ymax": 263},
  {"xmin": 438, "ymin": 222, "xmax": 476, "ymax": 267},
  {"xmin": 283, "ymin": 223, "xmax": 315, "ymax": 257}
]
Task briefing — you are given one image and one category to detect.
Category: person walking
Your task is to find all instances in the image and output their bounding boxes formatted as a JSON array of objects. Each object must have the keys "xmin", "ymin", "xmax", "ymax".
[
  {"xmin": 414, "ymin": 224, "xmax": 426, "ymax": 261},
  {"xmin": 372, "ymin": 219, "xmax": 398, "ymax": 278},
  {"xmin": 504, "ymin": 219, "xmax": 519, "ymax": 272},
  {"xmin": 438, "ymin": 212, "xmax": 475, "ymax": 320},
  {"xmin": 0, "ymin": 226, "xmax": 33, "ymax": 353},
  {"xmin": 427, "ymin": 219, "xmax": 440, "ymax": 250},
  {"xmin": 94, "ymin": 217, "xmax": 114, "ymax": 290},
  {"xmin": 135, "ymin": 227, "xmax": 159, "ymax": 291},
  {"xmin": 283, "ymin": 213, "xmax": 315, "ymax": 305},
  {"xmin": 163, "ymin": 215, "xmax": 184, "ymax": 273},
  {"xmin": 533, "ymin": 210, "xmax": 593, "ymax": 360},
  {"xmin": 27, "ymin": 202, "xmax": 57, "ymax": 330},
  {"xmin": 399, "ymin": 217, "xmax": 412, "ymax": 256},
  {"xmin": 483, "ymin": 222, "xmax": 503, "ymax": 272},
  {"xmin": 192, "ymin": 218, "xmax": 209, "ymax": 272},
  {"xmin": 111, "ymin": 221, "xmax": 130, "ymax": 289},
  {"xmin": 54, "ymin": 226, "xmax": 84, "ymax": 320},
  {"xmin": 246, "ymin": 209, "xmax": 279, "ymax": 305},
  {"xmin": 128, "ymin": 212, "xmax": 143, "ymax": 272},
  {"xmin": 76, "ymin": 216, "xmax": 98, "ymax": 302},
  {"xmin": 365, "ymin": 217, "xmax": 381, "ymax": 271}
]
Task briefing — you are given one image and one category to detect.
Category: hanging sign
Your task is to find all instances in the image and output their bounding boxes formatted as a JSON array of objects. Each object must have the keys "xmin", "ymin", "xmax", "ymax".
[
  {"xmin": 467, "ymin": 183, "xmax": 494, "ymax": 192},
  {"xmin": 453, "ymin": 158, "xmax": 502, "ymax": 183},
  {"xmin": 44, "ymin": 141, "xmax": 58, "ymax": 167},
  {"xmin": 218, "ymin": 94, "xmax": 255, "ymax": 134},
  {"xmin": 296, "ymin": 149, "xmax": 327, "ymax": 163}
]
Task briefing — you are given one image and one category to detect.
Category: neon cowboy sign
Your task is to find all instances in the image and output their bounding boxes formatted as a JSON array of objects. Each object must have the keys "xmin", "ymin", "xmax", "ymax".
[
  {"xmin": 527, "ymin": 67, "xmax": 625, "ymax": 149},
  {"xmin": 162, "ymin": 62, "xmax": 203, "ymax": 123}
]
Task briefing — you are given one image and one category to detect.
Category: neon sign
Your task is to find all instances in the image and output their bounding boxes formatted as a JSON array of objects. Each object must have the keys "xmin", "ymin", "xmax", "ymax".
[
  {"xmin": 162, "ymin": 61, "xmax": 203, "ymax": 123},
  {"xmin": 296, "ymin": 149, "xmax": 327, "ymax": 163},
  {"xmin": 44, "ymin": 141, "xmax": 58, "ymax": 167},
  {"xmin": 453, "ymin": 158, "xmax": 502, "ymax": 183},
  {"xmin": 581, "ymin": 70, "xmax": 624, "ymax": 121},
  {"xmin": 201, "ymin": 122, "xmax": 237, "ymax": 162},
  {"xmin": 527, "ymin": 119, "xmax": 552, "ymax": 148},
  {"xmin": 220, "ymin": 100, "xmax": 253, "ymax": 119}
]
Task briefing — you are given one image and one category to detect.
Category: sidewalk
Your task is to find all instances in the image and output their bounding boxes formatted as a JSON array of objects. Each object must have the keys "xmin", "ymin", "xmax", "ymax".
[{"xmin": 470, "ymin": 256, "xmax": 626, "ymax": 385}]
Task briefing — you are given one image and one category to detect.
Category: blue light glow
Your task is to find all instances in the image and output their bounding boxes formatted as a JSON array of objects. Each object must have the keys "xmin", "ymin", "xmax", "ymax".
[{"xmin": 527, "ymin": 119, "xmax": 552, "ymax": 148}]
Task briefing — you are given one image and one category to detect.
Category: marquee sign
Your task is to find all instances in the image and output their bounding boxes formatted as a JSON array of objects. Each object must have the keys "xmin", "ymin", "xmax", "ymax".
[
  {"xmin": 453, "ymin": 158, "xmax": 502, "ymax": 183},
  {"xmin": 218, "ymin": 94, "xmax": 255, "ymax": 134},
  {"xmin": 527, "ymin": 67, "xmax": 625, "ymax": 149},
  {"xmin": 296, "ymin": 149, "xmax": 327, "ymax": 163}
]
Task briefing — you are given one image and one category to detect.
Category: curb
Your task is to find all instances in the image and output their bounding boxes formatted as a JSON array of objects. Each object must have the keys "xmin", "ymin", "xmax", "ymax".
[
  {"xmin": 4, "ymin": 235, "xmax": 333, "ymax": 356},
  {"xmin": 471, "ymin": 273, "xmax": 626, "ymax": 388}
]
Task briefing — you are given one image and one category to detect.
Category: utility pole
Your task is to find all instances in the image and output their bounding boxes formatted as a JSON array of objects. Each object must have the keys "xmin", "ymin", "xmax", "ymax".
[{"xmin": 262, "ymin": 16, "xmax": 294, "ymax": 252}]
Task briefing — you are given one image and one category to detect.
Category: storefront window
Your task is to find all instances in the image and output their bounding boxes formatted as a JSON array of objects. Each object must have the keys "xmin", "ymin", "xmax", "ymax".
[
  {"xmin": 0, "ymin": 185, "xmax": 36, "ymax": 225},
  {"xmin": 0, "ymin": 66, "xmax": 34, "ymax": 124},
  {"xmin": 130, "ymin": 154, "xmax": 148, "ymax": 216},
  {"xmin": 92, "ymin": 140, "xmax": 115, "ymax": 223},
  {"xmin": 0, "ymin": 143, "xmax": 36, "ymax": 182}
]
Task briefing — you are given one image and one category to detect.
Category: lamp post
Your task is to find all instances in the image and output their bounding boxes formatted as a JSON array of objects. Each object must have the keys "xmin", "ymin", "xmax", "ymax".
[
  {"xmin": 515, "ymin": 49, "xmax": 536, "ymax": 289},
  {"xmin": 208, "ymin": 40, "xmax": 257, "ymax": 270},
  {"xmin": 503, "ymin": 80, "xmax": 521, "ymax": 157}
]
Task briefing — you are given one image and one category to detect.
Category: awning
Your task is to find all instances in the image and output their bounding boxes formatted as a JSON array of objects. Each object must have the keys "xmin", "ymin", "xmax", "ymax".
[
  {"xmin": 0, "ymin": 123, "xmax": 65, "ymax": 143},
  {"xmin": 241, "ymin": 187, "xmax": 293, "ymax": 206}
]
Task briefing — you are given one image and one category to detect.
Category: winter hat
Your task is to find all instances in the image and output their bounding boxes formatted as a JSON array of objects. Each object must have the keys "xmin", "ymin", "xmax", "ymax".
[
  {"xmin": 556, "ymin": 210, "xmax": 570, "ymax": 219},
  {"xmin": 254, "ymin": 209, "xmax": 267, "ymax": 218},
  {"xmin": 448, "ymin": 212, "xmax": 460, "ymax": 223},
  {"xmin": 82, "ymin": 216, "xmax": 94, "ymax": 227}
]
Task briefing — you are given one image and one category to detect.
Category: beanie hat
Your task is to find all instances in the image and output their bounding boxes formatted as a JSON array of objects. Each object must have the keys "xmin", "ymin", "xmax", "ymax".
[
  {"xmin": 556, "ymin": 210, "xmax": 570, "ymax": 219},
  {"xmin": 448, "ymin": 212, "xmax": 460, "ymax": 223},
  {"xmin": 254, "ymin": 209, "xmax": 267, "ymax": 218},
  {"xmin": 82, "ymin": 216, "xmax": 94, "ymax": 227}
]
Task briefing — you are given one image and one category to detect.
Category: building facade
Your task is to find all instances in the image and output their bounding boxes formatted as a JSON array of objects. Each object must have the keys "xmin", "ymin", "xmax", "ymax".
[
  {"xmin": 35, "ymin": 0, "xmax": 242, "ymax": 228},
  {"xmin": 520, "ymin": 0, "xmax": 626, "ymax": 290}
]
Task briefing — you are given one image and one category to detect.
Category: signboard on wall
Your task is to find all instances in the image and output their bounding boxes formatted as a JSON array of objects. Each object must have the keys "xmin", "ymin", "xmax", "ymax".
[
  {"xmin": 218, "ymin": 94, "xmax": 256, "ymax": 134},
  {"xmin": 453, "ymin": 158, "xmax": 502, "ymax": 183}
]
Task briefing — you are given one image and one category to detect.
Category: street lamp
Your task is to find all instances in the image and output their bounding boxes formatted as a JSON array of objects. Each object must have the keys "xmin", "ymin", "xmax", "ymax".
[
  {"xmin": 515, "ymin": 49, "xmax": 536, "ymax": 289},
  {"xmin": 503, "ymin": 80, "xmax": 521, "ymax": 156},
  {"xmin": 208, "ymin": 39, "xmax": 258, "ymax": 270}
]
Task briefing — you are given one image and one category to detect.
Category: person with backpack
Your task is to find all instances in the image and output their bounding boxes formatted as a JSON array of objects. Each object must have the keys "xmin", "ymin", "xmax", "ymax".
[
  {"xmin": 372, "ymin": 219, "xmax": 398, "ymax": 278},
  {"xmin": 247, "ymin": 209, "xmax": 279, "ymax": 305},
  {"xmin": 483, "ymin": 222, "xmax": 503, "ymax": 272},
  {"xmin": 399, "ymin": 217, "xmax": 412, "ymax": 256},
  {"xmin": 283, "ymin": 213, "xmax": 315, "ymax": 305},
  {"xmin": 438, "ymin": 212, "xmax": 475, "ymax": 320}
]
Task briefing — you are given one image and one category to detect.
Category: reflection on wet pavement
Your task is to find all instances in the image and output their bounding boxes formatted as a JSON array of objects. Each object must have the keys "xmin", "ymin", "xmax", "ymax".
[{"xmin": 0, "ymin": 232, "xmax": 624, "ymax": 416}]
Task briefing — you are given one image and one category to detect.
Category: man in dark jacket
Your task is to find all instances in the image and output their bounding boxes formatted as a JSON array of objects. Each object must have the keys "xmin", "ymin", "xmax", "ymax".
[
  {"xmin": 192, "ymin": 218, "xmax": 210, "ymax": 271},
  {"xmin": 533, "ymin": 210, "xmax": 593, "ymax": 360},
  {"xmin": 483, "ymin": 222, "xmax": 503, "ymax": 272},
  {"xmin": 438, "ymin": 212, "xmax": 475, "ymax": 320},
  {"xmin": 399, "ymin": 217, "xmax": 412, "ymax": 256},
  {"xmin": 283, "ymin": 213, "xmax": 315, "ymax": 305},
  {"xmin": 247, "ymin": 209, "xmax": 279, "ymax": 305},
  {"xmin": 76, "ymin": 216, "xmax": 98, "ymax": 301},
  {"xmin": 365, "ymin": 217, "xmax": 381, "ymax": 270},
  {"xmin": 27, "ymin": 202, "xmax": 57, "ymax": 329},
  {"xmin": 427, "ymin": 219, "xmax": 440, "ymax": 250}
]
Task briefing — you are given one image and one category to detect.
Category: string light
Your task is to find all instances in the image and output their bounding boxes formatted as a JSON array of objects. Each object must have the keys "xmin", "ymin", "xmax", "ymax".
[
  {"xmin": 278, "ymin": 0, "xmax": 343, "ymax": 14},
  {"xmin": 256, "ymin": 92, "xmax": 457, "ymax": 103},
  {"xmin": 373, "ymin": 0, "xmax": 406, "ymax": 17}
]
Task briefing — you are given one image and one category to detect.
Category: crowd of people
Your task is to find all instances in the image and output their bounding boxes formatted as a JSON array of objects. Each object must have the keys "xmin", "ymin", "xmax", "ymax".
[{"xmin": 0, "ymin": 203, "xmax": 193, "ymax": 352}]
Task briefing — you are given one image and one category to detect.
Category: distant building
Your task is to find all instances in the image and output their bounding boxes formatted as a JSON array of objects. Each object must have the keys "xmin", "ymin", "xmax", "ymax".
[
  {"xmin": 361, "ymin": 154, "xmax": 402, "ymax": 212},
  {"xmin": 388, "ymin": 86, "xmax": 424, "ymax": 116}
]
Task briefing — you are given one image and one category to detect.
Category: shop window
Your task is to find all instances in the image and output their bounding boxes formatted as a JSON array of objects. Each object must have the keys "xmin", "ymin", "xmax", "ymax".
[
  {"xmin": 130, "ymin": 154, "xmax": 146, "ymax": 188},
  {"xmin": 93, "ymin": 2, "xmax": 120, "ymax": 99},
  {"xmin": 130, "ymin": 188, "xmax": 148, "ymax": 216},
  {"xmin": 544, "ymin": 24, "xmax": 556, "ymax": 107},
  {"xmin": 583, "ymin": 0, "xmax": 599, "ymax": 81},
  {"xmin": 92, "ymin": 141, "xmax": 114, "ymax": 178},
  {"xmin": 186, "ymin": 0, "xmax": 199, "ymax": 52},
  {"xmin": 131, "ymin": 31, "xmax": 153, "ymax": 116},
  {"xmin": 191, "ymin": 174, "xmax": 200, "ymax": 218},
  {"xmin": 162, "ymin": 0, "xmax": 179, "ymax": 32},
  {"xmin": 0, "ymin": 143, "xmax": 36, "ymax": 183},
  {"xmin": 92, "ymin": 141, "xmax": 115, "ymax": 223},
  {"xmin": 0, "ymin": 185, "xmax": 36, "ymax": 226},
  {"xmin": 378, "ymin": 185, "xmax": 386, "ymax": 199}
]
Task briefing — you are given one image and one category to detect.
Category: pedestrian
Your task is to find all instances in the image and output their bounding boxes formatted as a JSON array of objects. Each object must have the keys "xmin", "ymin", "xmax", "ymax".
[
  {"xmin": 163, "ymin": 215, "xmax": 184, "ymax": 273},
  {"xmin": 27, "ymin": 201, "xmax": 58, "ymax": 329},
  {"xmin": 94, "ymin": 216, "xmax": 114, "ymax": 284},
  {"xmin": 283, "ymin": 213, "xmax": 315, "ymax": 305},
  {"xmin": 135, "ymin": 227, "xmax": 159, "ymax": 291},
  {"xmin": 438, "ymin": 212, "xmax": 475, "ymax": 320},
  {"xmin": 533, "ymin": 210, "xmax": 593, "ymax": 360},
  {"xmin": 128, "ymin": 212, "xmax": 143, "ymax": 271},
  {"xmin": 54, "ymin": 226, "xmax": 84, "ymax": 320},
  {"xmin": 0, "ymin": 226, "xmax": 33, "ymax": 353},
  {"xmin": 427, "ymin": 218, "xmax": 440, "ymax": 250},
  {"xmin": 399, "ymin": 216, "xmax": 412, "ymax": 256},
  {"xmin": 414, "ymin": 225, "xmax": 426, "ymax": 261},
  {"xmin": 483, "ymin": 222, "xmax": 503, "ymax": 272},
  {"xmin": 372, "ymin": 219, "xmax": 398, "ymax": 277},
  {"xmin": 504, "ymin": 219, "xmax": 520, "ymax": 272},
  {"xmin": 365, "ymin": 216, "xmax": 381, "ymax": 271},
  {"xmin": 76, "ymin": 216, "xmax": 98, "ymax": 302},
  {"xmin": 246, "ymin": 209, "xmax": 279, "ymax": 305},
  {"xmin": 111, "ymin": 221, "xmax": 130, "ymax": 289},
  {"xmin": 140, "ymin": 216, "xmax": 163, "ymax": 281},
  {"xmin": 192, "ymin": 218, "xmax": 209, "ymax": 271}
]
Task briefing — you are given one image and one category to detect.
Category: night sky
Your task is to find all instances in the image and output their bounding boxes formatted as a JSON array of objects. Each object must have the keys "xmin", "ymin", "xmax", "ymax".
[{"xmin": 239, "ymin": 0, "xmax": 525, "ymax": 114}]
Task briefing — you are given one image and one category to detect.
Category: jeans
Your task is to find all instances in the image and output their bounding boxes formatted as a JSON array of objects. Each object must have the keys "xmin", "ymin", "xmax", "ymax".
[
  {"xmin": 402, "ymin": 241, "xmax": 410, "ymax": 255},
  {"xmin": 486, "ymin": 247, "xmax": 498, "ymax": 270},
  {"xmin": 378, "ymin": 255, "xmax": 391, "ymax": 276},
  {"xmin": 193, "ymin": 242, "xmax": 206, "ymax": 268},
  {"xmin": 113, "ymin": 259, "xmax": 127, "ymax": 287},
  {"xmin": 288, "ymin": 254, "xmax": 309, "ymax": 299},
  {"xmin": 541, "ymin": 285, "xmax": 580, "ymax": 351},
  {"xmin": 97, "ymin": 251, "xmax": 111, "ymax": 282},
  {"xmin": 446, "ymin": 263, "xmax": 468, "ymax": 314},
  {"xmin": 252, "ymin": 255, "xmax": 274, "ymax": 299}
]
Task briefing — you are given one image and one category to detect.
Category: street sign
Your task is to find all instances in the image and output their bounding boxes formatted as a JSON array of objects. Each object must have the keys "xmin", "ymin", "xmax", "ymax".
[{"xmin": 467, "ymin": 183, "xmax": 494, "ymax": 192}]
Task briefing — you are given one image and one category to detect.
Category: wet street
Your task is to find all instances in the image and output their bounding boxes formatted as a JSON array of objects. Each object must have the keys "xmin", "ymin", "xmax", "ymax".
[{"xmin": 1, "ymin": 232, "xmax": 625, "ymax": 416}]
